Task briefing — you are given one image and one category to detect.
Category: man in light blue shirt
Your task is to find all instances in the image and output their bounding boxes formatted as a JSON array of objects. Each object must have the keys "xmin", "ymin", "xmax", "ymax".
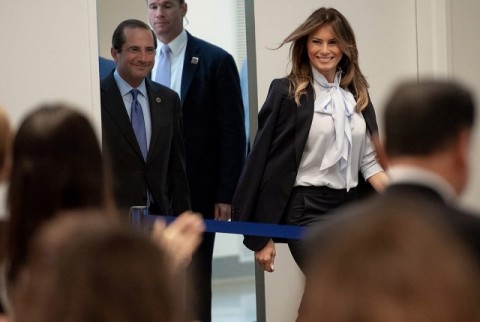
[{"xmin": 100, "ymin": 19, "xmax": 190, "ymax": 217}]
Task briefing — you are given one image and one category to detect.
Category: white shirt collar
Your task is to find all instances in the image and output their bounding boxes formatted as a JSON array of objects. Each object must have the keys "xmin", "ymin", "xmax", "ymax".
[
  {"xmin": 113, "ymin": 70, "xmax": 147, "ymax": 98},
  {"xmin": 387, "ymin": 165, "xmax": 457, "ymax": 202},
  {"xmin": 157, "ymin": 29, "xmax": 187, "ymax": 57}
]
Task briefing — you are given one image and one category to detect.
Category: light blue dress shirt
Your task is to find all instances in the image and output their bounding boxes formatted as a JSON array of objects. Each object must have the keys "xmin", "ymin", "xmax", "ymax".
[
  {"xmin": 113, "ymin": 70, "xmax": 152, "ymax": 150},
  {"xmin": 153, "ymin": 29, "xmax": 187, "ymax": 97}
]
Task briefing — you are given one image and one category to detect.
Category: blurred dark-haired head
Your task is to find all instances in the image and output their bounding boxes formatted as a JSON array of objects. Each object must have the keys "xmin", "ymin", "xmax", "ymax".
[
  {"xmin": 7, "ymin": 103, "xmax": 114, "ymax": 285},
  {"xmin": 384, "ymin": 79, "xmax": 475, "ymax": 157}
]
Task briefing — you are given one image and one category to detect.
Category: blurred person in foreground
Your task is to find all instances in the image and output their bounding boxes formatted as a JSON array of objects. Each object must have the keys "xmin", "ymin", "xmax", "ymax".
[
  {"xmin": 299, "ymin": 78, "xmax": 480, "ymax": 320},
  {"xmin": 0, "ymin": 106, "xmax": 12, "ymax": 320},
  {"xmin": 5, "ymin": 103, "xmax": 204, "ymax": 318},
  {"xmin": 298, "ymin": 200, "xmax": 480, "ymax": 322},
  {"xmin": 13, "ymin": 213, "xmax": 184, "ymax": 322},
  {"xmin": 364, "ymin": 79, "xmax": 480, "ymax": 256},
  {"xmin": 6, "ymin": 104, "xmax": 116, "ymax": 293}
]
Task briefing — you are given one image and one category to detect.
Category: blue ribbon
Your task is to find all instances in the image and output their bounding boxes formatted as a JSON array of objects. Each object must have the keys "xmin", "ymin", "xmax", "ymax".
[{"xmin": 130, "ymin": 208, "xmax": 305, "ymax": 240}]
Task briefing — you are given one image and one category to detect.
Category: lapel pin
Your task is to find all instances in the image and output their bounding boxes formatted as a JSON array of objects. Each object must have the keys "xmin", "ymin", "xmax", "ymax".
[
  {"xmin": 191, "ymin": 57, "xmax": 199, "ymax": 64},
  {"xmin": 156, "ymin": 97, "xmax": 161, "ymax": 103}
]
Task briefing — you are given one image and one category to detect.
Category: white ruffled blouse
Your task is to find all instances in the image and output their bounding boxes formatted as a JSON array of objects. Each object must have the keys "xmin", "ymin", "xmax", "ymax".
[{"xmin": 294, "ymin": 68, "xmax": 382, "ymax": 190}]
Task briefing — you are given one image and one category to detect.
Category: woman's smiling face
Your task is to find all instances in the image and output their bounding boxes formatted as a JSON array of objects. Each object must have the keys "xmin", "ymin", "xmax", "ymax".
[{"xmin": 307, "ymin": 24, "xmax": 343, "ymax": 83}]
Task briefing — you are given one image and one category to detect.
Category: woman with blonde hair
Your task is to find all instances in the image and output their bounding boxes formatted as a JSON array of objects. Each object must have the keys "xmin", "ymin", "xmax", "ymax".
[{"xmin": 232, "ymin": 7, "xmax": 388, "ymax": 272}]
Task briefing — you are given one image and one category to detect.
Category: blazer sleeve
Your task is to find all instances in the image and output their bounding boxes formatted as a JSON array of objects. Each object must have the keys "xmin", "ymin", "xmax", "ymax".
[
  {"xmin": 214, "ymin": 52, "xmax": 247, "ymax": 203},
  {"xmin": 362, "ymin": 93, "xmax": 378, "ymax": 135},
  {"xmin": 358, "ymin": 94, "xmax": 380, "ymax": 199},
  {"xmin": 231, "ymin": 78, "xmax": 287, "ymax": 223},
  {"xmin": 170, "ymin": 94, "xmax": 192, "ymax": 215}
]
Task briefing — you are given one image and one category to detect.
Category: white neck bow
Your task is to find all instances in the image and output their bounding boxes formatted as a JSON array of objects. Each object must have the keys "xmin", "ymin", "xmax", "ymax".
[{"xmin": 312, "ymin": 69, "xmax": 356, "ymax": 189}]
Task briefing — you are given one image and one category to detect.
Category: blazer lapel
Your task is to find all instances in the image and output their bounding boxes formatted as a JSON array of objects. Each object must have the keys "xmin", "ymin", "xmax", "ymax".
[
  {"xmin": 145, "ymin": 80, "xmax": 164, "ymax": 163},
  {"xmin": 180, "ymin": 32, "xmax": 200, "ymax": 105},
  {"xmin": 294, "ymin": 86, "xmax": 315, "ymax": 166},
  {"xmin": 102, "ymin": 75, "xmax": 145, "ymax": 162},
  {"xmin": 362, "ymin": 98, "xmax": 378, "ymax": 135}
]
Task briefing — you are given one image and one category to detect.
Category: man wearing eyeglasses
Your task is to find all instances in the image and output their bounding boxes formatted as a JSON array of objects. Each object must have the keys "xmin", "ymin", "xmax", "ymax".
[{"xmin": 101, "ymin": 19, "xmax": 191, "ymax": 218}]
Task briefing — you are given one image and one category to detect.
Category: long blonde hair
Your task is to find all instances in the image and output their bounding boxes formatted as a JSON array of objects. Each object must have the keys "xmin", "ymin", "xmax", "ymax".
[{"xmin": 279, "ymin": 7, "xmax": 369, "ymax": 111}]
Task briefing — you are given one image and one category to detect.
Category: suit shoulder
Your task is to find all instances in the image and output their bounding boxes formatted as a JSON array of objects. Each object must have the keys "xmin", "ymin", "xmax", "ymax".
[
  {"xmin": 187, "ymin": 33, "xmax": 232, "ymax": 58},
  {"xmin": 147, "ymin": 79, "xmax": 179, "ymax": 98},
  {"xmin": 100, "ymin": 73, "xmax": 116, "ymax": 92},
  {"xmin": 268, "ymin": 77, "xmax": 291, "ymax": 95},
  {"xmin": 271, "ymin": 77, "xmax": 290, "ymax": 87}
]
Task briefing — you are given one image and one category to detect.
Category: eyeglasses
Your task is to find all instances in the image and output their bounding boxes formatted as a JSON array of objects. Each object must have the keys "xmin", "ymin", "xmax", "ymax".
[{"xmin": 125, "ymin": 46, "xmax": 156, "ymax": 56}]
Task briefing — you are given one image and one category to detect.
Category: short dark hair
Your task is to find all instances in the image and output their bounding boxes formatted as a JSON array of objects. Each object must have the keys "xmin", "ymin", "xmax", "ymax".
[
  {"xmin": 111, "ymin": 19, "xmax": 157, "ymax": 52},
  {"xmin": 384, "ymin": 79, "xmax": 475, "ymax": 157}
]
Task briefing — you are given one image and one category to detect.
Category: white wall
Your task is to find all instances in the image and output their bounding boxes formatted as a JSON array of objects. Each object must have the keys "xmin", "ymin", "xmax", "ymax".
[
  {"xmin": 0, "ymin": 0, "xmax": 101, "ymax": 131},
  {"xmin": 449, "ymin": 0, "xmax": 480, "ymax": 210},
  {"xmin": 0, "ymin": 0, "xmax": 101, "ymax": 215},
  {"xmin": 97, "ymin": 0, "xmax": 244, "ymax": 68},
  {"xmin": 254, "ymin": 0, "xmax": 419, "ymax": 131}
]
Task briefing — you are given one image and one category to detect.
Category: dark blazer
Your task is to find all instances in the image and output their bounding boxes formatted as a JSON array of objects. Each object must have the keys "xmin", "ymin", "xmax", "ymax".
[
  {"xmin": 179, "ymin": 32, "xmax": 246, "ymax": 216},
  {"xmin": 382, "ymin": 184, "xmax": 480, "ymax": 259},
  {"xmin": 171, "ymin": 32, "xmax": 246, "ymax": 322},
  {"xmin": 310, "ymin": 183, "xmax": 480, "ymax": 263},
  {"xmin": 101, "ymin": 73, "xmax": 190, "ymax": 216},
  {"xmin": 231, "ymin": 77, "xmax": 378, "ymax": 251}
]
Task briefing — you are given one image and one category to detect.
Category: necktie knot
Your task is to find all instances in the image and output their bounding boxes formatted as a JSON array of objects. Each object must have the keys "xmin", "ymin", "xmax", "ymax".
[
  {"xmin": 161, "ymin": 45, "xmax": 171, "ymax": 56},
  {"xmin": 131, "ymin": 88, "xmax": 139, "ymax": 101}
]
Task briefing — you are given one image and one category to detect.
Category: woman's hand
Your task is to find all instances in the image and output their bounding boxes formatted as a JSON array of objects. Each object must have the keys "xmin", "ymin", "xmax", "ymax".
[
  {"xmin": 255, "ymin": 239, "xmax": 276, "ymax": 272},
  {"xmin": 214, "ymin": 203, "xmax": 231, "ymax": 221}
]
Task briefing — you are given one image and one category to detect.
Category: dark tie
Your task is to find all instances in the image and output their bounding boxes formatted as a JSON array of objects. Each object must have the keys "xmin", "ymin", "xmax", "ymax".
[
  {"xmin": 130, "ymin": 89, "xmax": 148, "ymax": 160},
  {"xmin": 155, "ymin": 45, "xmax": 171, "ymax": 87}
]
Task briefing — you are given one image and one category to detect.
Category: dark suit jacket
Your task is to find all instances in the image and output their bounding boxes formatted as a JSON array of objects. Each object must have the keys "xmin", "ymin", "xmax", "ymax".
[
  {"xmin": 231, "ymin": 77, "xmax": 378, "ymax": 251},
  {"xmin": 381, "ymin": 184, "xmax": 480, "ymax": 259},
  {"xmin": 179, "ymin": 32, "xmax": 246, "ymax": 216},
  {"xmin": 307, "ymin": 183, "xmax": 480, "ymax": 263},
  {"xmin": 101, "ymin": 73, "xmax": 190, "ymax": 216}
]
